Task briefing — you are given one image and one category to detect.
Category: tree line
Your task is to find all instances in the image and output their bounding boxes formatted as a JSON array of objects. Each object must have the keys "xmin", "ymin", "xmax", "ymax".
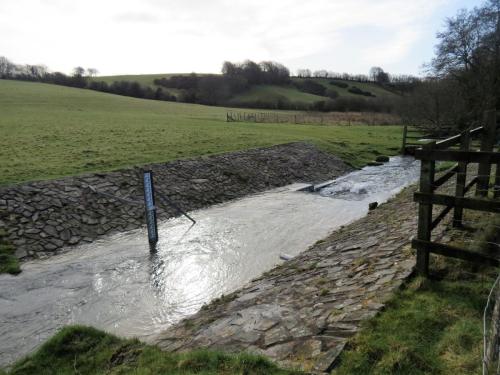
[
  {"xmin": 400, "ymin": 0, "xmax": 500, "ymax": 133},
  {"xmin": 152, "ymin": 60, "xmax": 291, "ymax": 105},
  {"xmin": 0, "ymin": 58, "xmax": 177, "ymax": 102},
  {"xmin": 0, "ymin": 56, "xmax": 406, "ymax": 113},
  {"xmin": 295, "ymin": 67, "xmax": 420, "ymax": 85}
]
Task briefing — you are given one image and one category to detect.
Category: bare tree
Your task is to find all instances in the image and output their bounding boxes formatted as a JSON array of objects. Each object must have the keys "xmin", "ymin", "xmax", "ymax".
[
  {"xmin": 369, "ymin": 67, "xmax": 390, "ymax": 84},
  {"xmin": 432, "ymin": 0, "xmax": 500, "ymax": 117},
  {"xmin": 313, "ymin": 69, "xmax": 328, "ymax": 78},
  {"xmin": 0, "ymin": 56, "xmax": 15, "ymax": 78},
  {"xmin": 86, "ymin": 68, "xmax": 98, "ymax": 77},
  {"xmin": 399, "ymin": 78, "xmax": 468, "ymax": 133},
  {"xmin": 296, "ymin": 69, "xmax": 311, "ymax": 78},
  {"xmin": 73, "ymin": 66, "xmax": 85, "ymax": 77}
]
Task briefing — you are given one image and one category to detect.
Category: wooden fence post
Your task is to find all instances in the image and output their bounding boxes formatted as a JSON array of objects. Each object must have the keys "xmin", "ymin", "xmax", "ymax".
[
  {"xmin": 453, "ymin": 131, "xmax": 470, "ymax": 227},
  {"xmin": 401, "ymin": 124, "xmax": 408, "ymax": 154},
  {"xmin": 476, "ymin": 110, "xmax": 497, "ymax": 197},
  {"xmin": 416, "ymin": 141, "xmax": 436, "ymax": 275},
  {"xmin": 495, "ymin": 152, "xmax": 500, "ymax": 199}
]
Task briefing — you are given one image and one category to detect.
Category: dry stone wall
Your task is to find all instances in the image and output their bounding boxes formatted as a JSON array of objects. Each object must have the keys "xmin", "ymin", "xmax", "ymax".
[{"xmin": 0, "ymin": 142, "xmax": 351, "ymax": 259}]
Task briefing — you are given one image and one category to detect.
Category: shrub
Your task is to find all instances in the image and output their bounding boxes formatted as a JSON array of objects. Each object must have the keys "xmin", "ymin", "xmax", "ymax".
[
  {"xmin": 310, "ymin": 97, "xmax": 396, "ymax": 113},
  {"xmin": 330, "ymin": 80, "xmax": 349, "ymax": 89},
  {"xmin": 325, "ymin": 88, "xmax": 339, "ymax": 99},
  {"xmin": 294, "ymin": 79, "xmax": 326, "ymax": 96},
  {"xmin": 348, "ymin": 86, "xmax": 375, "ymax": 97}
]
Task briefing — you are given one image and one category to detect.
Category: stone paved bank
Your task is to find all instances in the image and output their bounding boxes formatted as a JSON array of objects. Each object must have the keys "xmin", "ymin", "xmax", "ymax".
[
  {"xmin": 0, "ymin": 143, "xmax": 350, "ymax": 259},
  {"xmin": 154, "ymin": 186, "xmax": 447, "ymax": 373}
]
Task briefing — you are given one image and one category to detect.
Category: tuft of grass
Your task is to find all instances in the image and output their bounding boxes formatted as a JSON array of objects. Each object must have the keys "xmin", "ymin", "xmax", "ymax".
[
  {"xmin": 0, "ymin": 229, "xmax": 20, "ymax": 275},
  {"xmin": 0, "ymin": 80, "xmax": 403, "ymax": 185},
  {"xmin": 4, "ymin": 325, "xmax": 302, "ymax": 375}
]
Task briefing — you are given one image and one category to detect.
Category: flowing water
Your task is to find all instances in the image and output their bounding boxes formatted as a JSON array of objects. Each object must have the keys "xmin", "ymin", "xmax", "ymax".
[{"xmin": 0, "ymin": 156, "xmax": 419, "ymax": 366}]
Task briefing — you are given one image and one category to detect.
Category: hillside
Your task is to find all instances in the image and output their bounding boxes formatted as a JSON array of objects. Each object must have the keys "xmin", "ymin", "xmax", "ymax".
[
  {"xmin": 0, "ymin": 80, "xmax": 403, "ymax": 185},
  {"xmin": 95, "ymin": 74, "xmax": 397, "ymax": 106}
]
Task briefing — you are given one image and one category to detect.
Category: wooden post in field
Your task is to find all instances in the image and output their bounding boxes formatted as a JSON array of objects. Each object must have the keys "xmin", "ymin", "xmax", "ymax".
[
  {"xmin": 453, "ymin": 131, "xmax": 470, "ymax": 227},
  {"xmin": 476, "ymin": 111, "xmax": 497, "ymax": 197},
  {"xmin": 416, "ymin": 141, "xmax": 436, "ymax": 275},
  {"xmin": 401, "ymin": 124, "xmax": 408, "ymax": 154}
]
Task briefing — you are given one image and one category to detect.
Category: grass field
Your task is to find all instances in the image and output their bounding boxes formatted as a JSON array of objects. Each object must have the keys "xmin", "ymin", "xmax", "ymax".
[{"xmin": 0, "ymin": 80, "xmax": 403, "ymax": 186}]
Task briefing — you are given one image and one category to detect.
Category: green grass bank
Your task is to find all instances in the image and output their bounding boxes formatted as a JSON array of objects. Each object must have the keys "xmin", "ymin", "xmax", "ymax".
[{"xmin": 0, "ymin": 326, "xmax": 301, "ymax": 375}]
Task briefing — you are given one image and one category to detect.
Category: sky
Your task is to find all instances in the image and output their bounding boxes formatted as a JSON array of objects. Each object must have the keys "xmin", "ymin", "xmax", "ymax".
[{"xmin": 0, "ymin": 0, "xmax": 485, "ymax": 77}]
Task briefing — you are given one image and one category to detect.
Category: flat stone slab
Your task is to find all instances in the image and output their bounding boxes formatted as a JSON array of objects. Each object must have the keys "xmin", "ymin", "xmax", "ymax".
[{"xmin": 153, "ymin": 185, "xmax": 448, "ymax": 373}]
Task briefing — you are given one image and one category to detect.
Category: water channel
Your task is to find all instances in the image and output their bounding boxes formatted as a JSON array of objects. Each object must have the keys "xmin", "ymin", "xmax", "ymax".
[{"xmin": 0, "ymin": 156, "xmax": 420, "ymax": 366}]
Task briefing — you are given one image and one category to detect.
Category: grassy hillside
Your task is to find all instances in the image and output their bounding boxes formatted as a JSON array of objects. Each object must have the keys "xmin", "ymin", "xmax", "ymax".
[
  {"xmin": 0, "ymin": 80, "xmax": 403, "ymax": 185},
  {"xmin": 227, "ymin": 84, "xmax": 327, "ymax": 105},
  {"xmin": 96, "ymin": 74, "xmax": 397, "ymax": 105},
  {"xmin": 302, "ymin": 78, "xmax": 398, "ymax": 99}
]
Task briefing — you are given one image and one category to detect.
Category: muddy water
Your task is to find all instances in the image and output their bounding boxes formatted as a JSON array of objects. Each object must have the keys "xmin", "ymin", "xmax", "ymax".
[{"xmin": 0, "ymin": 156, "xmax": 419, "ymax": 366}]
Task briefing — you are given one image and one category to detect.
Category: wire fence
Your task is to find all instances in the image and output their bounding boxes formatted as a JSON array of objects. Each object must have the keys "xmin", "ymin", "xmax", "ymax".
[
  {"xmin": 484, "ymin": 274, "xmax": 500, "ymax": 375},
  {"xmin": 226, "ymin": 111, "xmax": 400, "ymax": 126}
]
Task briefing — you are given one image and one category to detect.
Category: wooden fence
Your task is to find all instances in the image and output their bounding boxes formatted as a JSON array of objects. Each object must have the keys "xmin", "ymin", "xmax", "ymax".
[
  {"xmin": 401, "ymin": 125, "xmax": 456, "ymax": 154},
  {"xmin": 226, "ymin": 111, "xmax": 399, "ymax": 126},
  {"xmin": 412, "ymin": 110, "xmax": 500, "ymax": 275}
]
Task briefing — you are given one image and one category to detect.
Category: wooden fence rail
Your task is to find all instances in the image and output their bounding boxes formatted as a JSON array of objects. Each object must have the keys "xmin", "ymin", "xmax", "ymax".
[{"xmin": 412, "ymin": 110, "xmax": 500, "ymax": 275}]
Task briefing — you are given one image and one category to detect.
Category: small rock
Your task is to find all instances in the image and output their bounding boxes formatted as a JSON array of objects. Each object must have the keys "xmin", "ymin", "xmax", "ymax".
[
  {"xmin": 68, "ymin": 236, "xmax": 80, "ymax": 245},
  {"xmin": 60, "ymin": 229, "xmax": 71, "ymax": 241},
  {"xmin": 375, "ymin": 155, "xmax": 390, "ymax": 163},
  {"xmin": 368, "ymin": 202, "xmax": 378, "ymax": 210},
  {"xmin": 43, "ymin": 242, "xmax": 58, "ymax": 251},
  {"xmin": 15, "ymin": 247, "xmax": 28, "ymax": 259},
  {"xmin": 43, "ymin": 225, "xmax": 58, "ymax": 237}
]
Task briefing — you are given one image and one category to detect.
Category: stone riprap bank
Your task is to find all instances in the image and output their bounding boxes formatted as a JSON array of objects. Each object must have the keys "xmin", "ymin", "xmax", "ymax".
[{"xmin": 0, "ymin": 142, "xmax": 350, "ymax": 259}]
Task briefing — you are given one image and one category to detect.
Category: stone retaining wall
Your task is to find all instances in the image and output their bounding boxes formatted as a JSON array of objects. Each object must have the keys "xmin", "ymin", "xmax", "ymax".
[{"xmin": 0, "ymin": 142, "xmax": 351, "ymax": 259}]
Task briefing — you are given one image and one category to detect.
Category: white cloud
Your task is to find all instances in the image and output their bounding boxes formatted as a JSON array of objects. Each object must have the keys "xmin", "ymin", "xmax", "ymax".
[{"xmin": 0, "ymin": 0, "xmax": 451, "ymax": 75}]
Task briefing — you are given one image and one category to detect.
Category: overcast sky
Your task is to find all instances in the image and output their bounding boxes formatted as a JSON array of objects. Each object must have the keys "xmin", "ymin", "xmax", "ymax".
[{"xmin": 0, "ymin": 0, "xmax": 484, "ymax": 77}]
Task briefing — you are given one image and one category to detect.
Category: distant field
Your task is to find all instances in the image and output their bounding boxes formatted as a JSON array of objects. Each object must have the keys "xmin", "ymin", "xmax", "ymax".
[
  {"xmin": 0, "ymin": 80, "xmax": 403, "ymax": 185},
  {"xmin": 228, "ymin": 84, "xmax": 326, "ymax": 105},
  {"xmin": 95, "ymin": 73, "xmax": 178, "ymax": 87}
]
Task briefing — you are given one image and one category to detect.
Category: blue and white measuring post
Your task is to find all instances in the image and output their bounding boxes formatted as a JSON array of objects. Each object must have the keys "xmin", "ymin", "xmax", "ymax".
[{"xmin": 143, "ymin": 170, "xmax": 158, "ymax": 245}]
